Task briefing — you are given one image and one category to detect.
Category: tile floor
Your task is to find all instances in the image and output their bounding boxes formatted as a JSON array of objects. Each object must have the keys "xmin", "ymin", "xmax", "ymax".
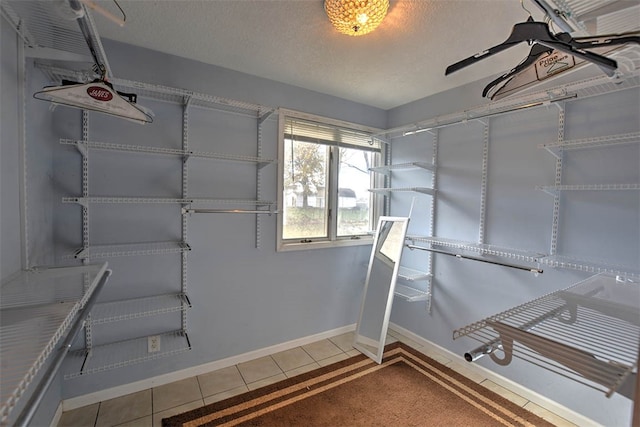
[{"xmin": 58, "ymin": 329, "xmax": 577, "ymax": 427}]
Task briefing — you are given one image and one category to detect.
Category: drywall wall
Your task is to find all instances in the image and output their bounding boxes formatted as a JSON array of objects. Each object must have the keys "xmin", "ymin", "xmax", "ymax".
[
  {"xmin": 386, "ymin": 74, "xmax": 639, "ymax": 426},
  {"xmin": 12, "ymin": 40, "xmax": 386, "ymax": 399}
]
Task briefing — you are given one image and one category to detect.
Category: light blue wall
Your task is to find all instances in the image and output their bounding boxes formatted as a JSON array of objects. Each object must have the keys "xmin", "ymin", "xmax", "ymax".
[
  {"xmin": 387, "ymin": 74, "xmax": 639, "ymax": 426},
  {"xmin": 29, "ymin": 40, "xmax": 386, "ymax": 399}
]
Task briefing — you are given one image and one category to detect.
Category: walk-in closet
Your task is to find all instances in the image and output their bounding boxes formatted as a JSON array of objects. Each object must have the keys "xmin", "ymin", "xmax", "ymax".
[{"xmin": 2, "ymin": 1, "xmax": 638, "ymax": 426}]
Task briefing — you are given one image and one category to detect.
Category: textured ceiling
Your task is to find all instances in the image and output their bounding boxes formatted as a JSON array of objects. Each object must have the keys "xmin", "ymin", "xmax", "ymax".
[{"xmin": 93, "ymin": 0, "xmax": 548, "ymax": 109}]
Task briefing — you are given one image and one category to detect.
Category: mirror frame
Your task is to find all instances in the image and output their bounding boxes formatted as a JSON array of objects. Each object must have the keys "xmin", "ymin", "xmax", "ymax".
[{"xmin": 353, "ymin": 216, "xmax": 409, "ymax": 363}]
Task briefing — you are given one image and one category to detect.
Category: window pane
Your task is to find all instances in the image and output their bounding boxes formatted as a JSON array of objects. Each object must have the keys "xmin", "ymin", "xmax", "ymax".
[
  {"xmin": 337, "ymin": 147, "xmax": 375, "ymax": 236},
  {"xmin": 282, "ymin": 139, "xmax": 329, "ymax": 239}
]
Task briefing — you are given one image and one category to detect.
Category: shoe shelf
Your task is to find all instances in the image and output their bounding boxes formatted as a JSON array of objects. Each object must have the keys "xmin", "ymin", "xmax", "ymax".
[
  {"xmin": 73, "ymin": 242, "xmax": 191, "ymax": 260},
  {"xmin": 394, "ymin": 267, "xmax": 431, "ymax": 303},
  {"xmin": 454, "ymin": 273, "xmax": 640, "ymax": 397},
  {"xmin": 64, "ymin": 330, "xmax": 191, "ymax": 379},
  {"xmin": 90, "ymin": 293, "xmax": 191, "ymax": 325},
  {"xmin": 1, "ymin": 263, "xmax": 109, "ymax": 423},
  {"xmin": 397, "ymin": 266, "xmax": 431, "ymax": 282},
  {"xmin": 538, "ymin": 132, "xmax": 640, "ymax": 159},
  {"xmin": 537, "ymin": 183, "xmax": 640, "ymax": 195},
  {"xmin": 394, "ymin": 284, "xmax": 431, "ymax": 302},
  {"xmin": 369, "ymin": 161, "xmax": 435, "ymax": 175},
  {"xmin": 369, "ymin": 187, "xmax": 435, "ymax": 196}
]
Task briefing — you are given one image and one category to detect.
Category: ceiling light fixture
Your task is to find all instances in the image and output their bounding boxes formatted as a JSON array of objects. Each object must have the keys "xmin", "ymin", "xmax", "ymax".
[{"xmin": 324, "ymin": 0, "xmax": 389, "ymax": 36}]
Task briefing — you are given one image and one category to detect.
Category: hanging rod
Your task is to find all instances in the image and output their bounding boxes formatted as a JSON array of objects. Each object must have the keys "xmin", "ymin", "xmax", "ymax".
[
  {"xmin": 182, "ymin": 208, "xmax": 278, "ymax": 215},
  {"xmin": 406, "ymin": 244, "xmax": 543, "ymax": 274}
]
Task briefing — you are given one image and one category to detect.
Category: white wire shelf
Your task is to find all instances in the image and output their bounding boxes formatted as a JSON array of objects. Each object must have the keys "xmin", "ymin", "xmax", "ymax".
[
  {"xmin": 369, "ymin": 187, "xmax": 435, "ymax": 196},
  {"xmin": 62, "ymin": 196, "xmax": 275, "ymax": 206},
  {"xmin": 1, "ymin": 1, "xmax": 111, "ymax": 76},
  {"xmin": 397, "ymin": 266, "xmax": 431, "ymax": 282},
  {"xmin": 59, "ymin": 139, "xmax": 276, "ymax": 166},
  {"xmin": 73, "ymin": 242, "xmax": 191, "ymax": 260},
  {"xmin": 406, "ymin": 235, "xmax": 545, "ymax": 263},
  {"xmin": 540, "ymin": 254, "xmax": 640, "ymax": 280},
  {"xmin": 1, "ymin": 263, "xmax": 109, "ymax": 423},
  {"xmin": 38, "ymin": 65, "xmax": 272, "ymax": 117},
  {"xmin": 91, "ymin": 293, "xmax": 191, "ymax": 325},
  {"xmin": 539, "ymin": 132, "xmax": 640, "ymax": 159},
  {"xmin": 394, "ymin": 284, "xmax": 431, "ymax": 302},
  {"xmin": 369, "ymin": 162, "xmax": 435, "ymax": 175},
  {"xmin": 537, "ymin": 183, "xmax": 640, "ymax": 195},
  {"xmin": 380, "ymin": 68, "xmax": 640, "ymax": 139},
  {"xmin": 64, "ymin": 330, "xmax": 191, "ymax": 379},
  {"xmin": 454, "ymin": 273, "xmax": 640, "ymax": 397}
]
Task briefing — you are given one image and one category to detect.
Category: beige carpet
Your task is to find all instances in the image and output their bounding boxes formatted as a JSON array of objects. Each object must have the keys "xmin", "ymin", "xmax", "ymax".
[{"xmin": 163, "ymin": 342, "xmax": 555, "ymax": 427}]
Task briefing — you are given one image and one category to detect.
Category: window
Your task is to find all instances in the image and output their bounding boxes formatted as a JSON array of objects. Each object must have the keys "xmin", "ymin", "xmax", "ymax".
[{"xmin": 277, "ymin": 110, "xmax": 384, "ymax": 250}]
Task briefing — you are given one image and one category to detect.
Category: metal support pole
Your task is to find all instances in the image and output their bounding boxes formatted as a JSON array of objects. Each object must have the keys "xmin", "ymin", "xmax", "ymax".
[
  {"xmin": 13, "ymin": 270, "xmax": 112, "ymax": 427},
  {"xmin": 384, "ymin": 141, "xmax": 392, "ymax": 215},
  {"xmin": 81, "ymin": 110, "xmax": 93, "ymax": 349},
  {"xmin": 426, "ymin": 129, "xmax": 439, "ymax": 313},
  {"xmin": 478, "ymin": 121, "xmax": 490, "ymax": 244},
  {"xmin": 550, "ymin": 104, "xmax": 565, "ymax": 255},
  {"xmin": 181, "ymin": 97, "xmax": 190, "ymax": 332},
  {"xmin": 18, "ymin": 33, "xmax": 29, "ymax": 270},
  {"xmin": 256, "ymin": 110, "xmax": 273, "ymax": 249}
]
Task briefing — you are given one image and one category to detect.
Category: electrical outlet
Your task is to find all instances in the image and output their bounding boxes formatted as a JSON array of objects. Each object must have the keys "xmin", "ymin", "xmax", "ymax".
[{"xmin": 148, "ymin": 335, "xmax": 161, "ymax": 353}]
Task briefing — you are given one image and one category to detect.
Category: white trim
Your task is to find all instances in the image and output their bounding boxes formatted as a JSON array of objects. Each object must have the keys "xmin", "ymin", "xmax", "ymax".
[
  {"xmin": 276, "ymin": 108, "xmax": 382, "ymax": 252},
  {"xmin": 62, "ymin": 324, "xmax": 356, "ymax": 411},
  {"xmin": 277, "ymin": 236, "xmax": 373, "ymax": 252},
  {"xmin": 277, "ymin": 108, "xmax": 383, "ymax": 135},
  {"xmin": 388, "ymin": 322, "xmax": 601, "ymax": 427}
]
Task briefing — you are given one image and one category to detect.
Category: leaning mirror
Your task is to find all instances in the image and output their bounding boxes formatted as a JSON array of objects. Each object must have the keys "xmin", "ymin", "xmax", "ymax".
[{"xmin": 354, "ymin": 216, "xmax": 409, "ymax": 364}]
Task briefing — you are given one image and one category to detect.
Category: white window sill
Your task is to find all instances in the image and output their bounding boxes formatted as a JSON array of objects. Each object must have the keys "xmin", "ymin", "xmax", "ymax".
[{"xmin": 277, "ymin": 236, "xmax": 373, "ymax": 252}]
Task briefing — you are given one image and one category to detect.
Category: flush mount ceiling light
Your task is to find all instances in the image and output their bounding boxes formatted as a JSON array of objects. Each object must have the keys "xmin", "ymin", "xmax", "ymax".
[{"xmin": 324, "ymin": 0, "xmax": 389, "ymax": 36}]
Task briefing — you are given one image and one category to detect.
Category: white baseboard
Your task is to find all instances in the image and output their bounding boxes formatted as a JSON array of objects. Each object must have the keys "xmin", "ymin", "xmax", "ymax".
[
  {"xmin": 50, "ymin": 402, "xmax": 63, "ymax": 427},
  {"xmin": 63, "ymin": 321, "xmax": 600, "ymax": 427},
  {"xmin": 388, "ymin": 322, "xmax": 601, "ymax": 427},
  {"xmin": 63, "ymin": 324, "xmax": 356, "ymax": 411}
]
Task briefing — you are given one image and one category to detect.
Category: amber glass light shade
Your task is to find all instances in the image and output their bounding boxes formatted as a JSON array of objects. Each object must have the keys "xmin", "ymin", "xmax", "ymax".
[{"xmin": 324, "ymin": 0, "xmax": 389, "ymax": 36}]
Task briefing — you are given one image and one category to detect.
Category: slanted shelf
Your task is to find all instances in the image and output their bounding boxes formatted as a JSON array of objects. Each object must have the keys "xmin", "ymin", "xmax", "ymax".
[
  {"xmin": 394, "ymin": 267, "xmax": 431, "ymax": 303},
  {"xmin": 73, "ymin": 241, "xmax": 191, "ymax": 260},
  {"xmin": 90, "ymin": 293, "xmax": 191, "ymax": 325},
  {"xmin": 453, "ymin": 273, "xmax": 640, "ymax": 398},
  {"xmin": 0, "ymin": 263, "xmax": 109, "ymax": 424},
  {"xmin": 537, "ymin": 183, "xmax": 640, "ymax": 195},
  {"xmin": 369, "ymin": 161, "xmax": 435, "ymax": 175},
  {"xmin": 369, "ymin": 187, "xmax": 434, "ymax": 196},
  {"xmin": 64, "ymin": 330, "xmax": 191, "ymax": 379}
]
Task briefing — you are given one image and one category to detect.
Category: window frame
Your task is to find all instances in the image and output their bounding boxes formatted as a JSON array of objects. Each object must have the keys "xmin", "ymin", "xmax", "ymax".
[{"xmin": 277, "ymin": 109, "xmax": 385, "ymax": 252}]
